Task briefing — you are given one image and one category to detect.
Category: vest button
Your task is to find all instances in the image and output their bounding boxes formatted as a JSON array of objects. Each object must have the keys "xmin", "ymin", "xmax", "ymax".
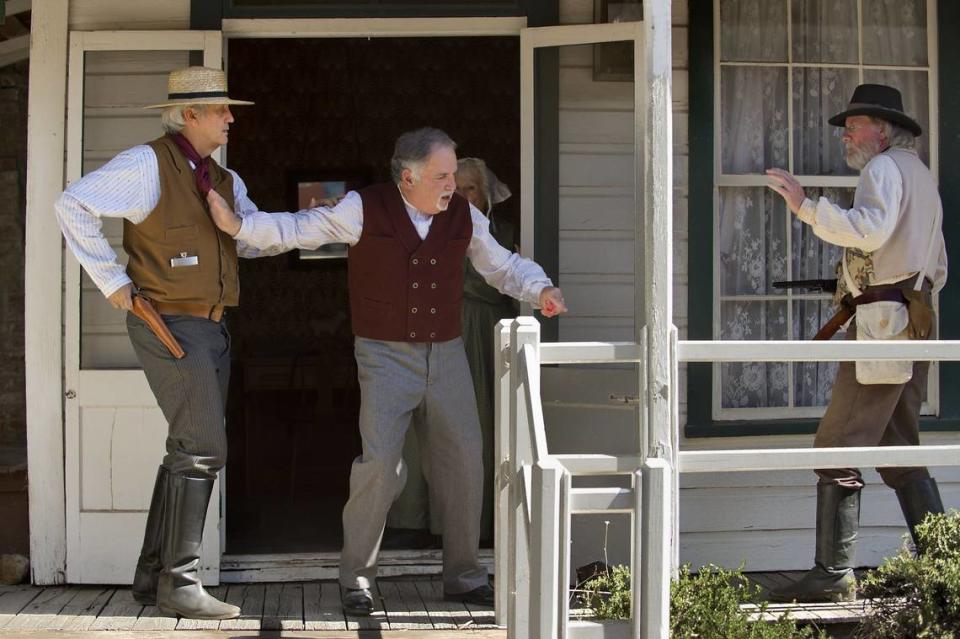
[
  {"xmin": 430, "ymin": 332, "xmax": 436, "ymax": 339},
  {"xmin": 411, "ymin": 307, "xmax": 418, "ymax": 314},
  {"xmin": 430, "ymin": 258, "xmax": 437, "ymax": 265},
  {"xmin": 412, "ymin": 258, "xmax": 419, "ymax": 265},
  {"xmin": 430, "ymin": 307, "xmax": 437, "ymax": 314},
  {"xmin": 410, "ymin": 331, "xmax": 417, "ymax": 338},
  {"xmin": 431, "ymin": 282, "xmax": 437, "ymax": 289},
  {"xmin": 412, "ymin": 282, "xmax": 419, "ymax": 289}
]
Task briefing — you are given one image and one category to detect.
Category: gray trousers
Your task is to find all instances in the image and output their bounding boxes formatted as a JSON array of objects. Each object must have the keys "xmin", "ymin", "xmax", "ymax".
[
  {"xmin": 339, "ymin": 336, "xmax": 487, "ymax": 594},
  {"xmin": 814, "ymin": 321, "xmax": 931, "ymax": 490},
  {"xmin": 127, "ymin": 313, "xmax": 231, "ymax": 479}
]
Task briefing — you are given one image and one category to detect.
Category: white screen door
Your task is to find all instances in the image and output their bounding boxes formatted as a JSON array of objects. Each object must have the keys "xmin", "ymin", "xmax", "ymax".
[
  {"xmin": 518, "ymin": 20, "xmax": 646, "ymax": 583},
  {"xmin": 63, "ymin": 30, "xmax": 223, "ymax": 584}
]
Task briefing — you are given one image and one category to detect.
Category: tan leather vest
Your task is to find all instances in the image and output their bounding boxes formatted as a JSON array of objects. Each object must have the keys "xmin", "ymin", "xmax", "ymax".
[{"xmin": 123, "ymin": 136, "xmax": 240, "ymax": 306}]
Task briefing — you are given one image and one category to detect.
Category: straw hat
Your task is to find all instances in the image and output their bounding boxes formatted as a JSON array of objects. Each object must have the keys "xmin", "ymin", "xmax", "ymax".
[{"xmin": 143, "ymin": 66, "xmax": 254, "ymax": 109}]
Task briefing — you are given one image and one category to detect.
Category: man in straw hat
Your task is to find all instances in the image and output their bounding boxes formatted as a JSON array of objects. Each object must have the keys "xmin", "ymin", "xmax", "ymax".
[
  {"xmin": 203, "ymin": 127, "xmax": 567, "ymax": 616},
  {"xmin": 765, "ymin": 84, "xmax": 947, "ymax": 602},
  {"xmin": 55, "ymin": 66, "xmax": 261, "ymax": 619}
]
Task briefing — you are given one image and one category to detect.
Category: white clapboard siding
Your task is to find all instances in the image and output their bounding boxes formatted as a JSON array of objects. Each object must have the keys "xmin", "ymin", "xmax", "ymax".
[
  {"xmin": 78, "ymin": 50, "xmax": 189, "ymax": 369},
  {"xmin": 68, "ymin": 0, "xmax": 190, "ymax": 30}
]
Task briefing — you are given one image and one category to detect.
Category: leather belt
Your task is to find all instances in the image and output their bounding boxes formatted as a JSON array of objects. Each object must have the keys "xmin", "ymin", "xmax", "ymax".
[{"xmin": 154, "ymin": 301, "xmax": 225, "ymax": 322}]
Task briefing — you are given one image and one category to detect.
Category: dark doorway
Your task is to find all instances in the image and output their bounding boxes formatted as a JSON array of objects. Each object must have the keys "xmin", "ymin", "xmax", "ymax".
[{"xmin": 224, "ymin": 36, "xmax": 520, "ymax": 554}]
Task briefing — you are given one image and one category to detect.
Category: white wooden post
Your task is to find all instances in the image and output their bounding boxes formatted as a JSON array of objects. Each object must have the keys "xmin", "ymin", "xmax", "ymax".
[
  {"xmin": 640, "ymin": 458, "xmax": 672, "ymax": 639},
  {"xmin": 508, "ymin": 317, "xmax": 540, "ymax": 639},
  {"xmin": 495, "ymin": 319, "xmax": 512, "ymax": 624},
  {"xmin": 24, "ymin": 0, "xmax": 69, "ymax": 585},
  {"xmin": 631, "ymin": 468, "xmax": 643, "ymax": 639},
  {"xmin": 640, "ymin": 0, "xmax": 675, "ymax": 631},
  {"xmin": 641, "ymin": 0, "xmax": 674, "ymax": 464},
  {"xmin": 559, "ymin": 470, "xmax": 572, "ymax": 639},
  {"xmin": 530, "ymin": 459, "xmax": 564, "ymax": 639}
]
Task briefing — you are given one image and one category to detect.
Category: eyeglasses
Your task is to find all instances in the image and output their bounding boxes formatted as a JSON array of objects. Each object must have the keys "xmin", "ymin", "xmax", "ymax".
[{"xmin": 842, "ymin": 122, "xmax": 878, "ymax": 135}]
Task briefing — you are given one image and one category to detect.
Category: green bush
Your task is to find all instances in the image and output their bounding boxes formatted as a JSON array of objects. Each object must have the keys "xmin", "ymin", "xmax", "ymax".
[
  {"xmin": 855, "ymin": 510, "xmax": 960, "ymax": 639},
  {"xmin": 578, "ymin": 564, "xmax": 822, "ymax": 638}
]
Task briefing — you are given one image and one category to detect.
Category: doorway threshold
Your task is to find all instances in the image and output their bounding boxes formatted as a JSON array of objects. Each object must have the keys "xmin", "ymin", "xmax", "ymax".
[{"xmin": 220, "ymin": 549, "xmax": 495, "ymax": 583}]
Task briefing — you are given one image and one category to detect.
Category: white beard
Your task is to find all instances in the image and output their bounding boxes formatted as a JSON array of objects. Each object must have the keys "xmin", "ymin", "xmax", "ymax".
[{"xmin": 845, "ymin": 138, "xmax": 884, "ymax": 171}]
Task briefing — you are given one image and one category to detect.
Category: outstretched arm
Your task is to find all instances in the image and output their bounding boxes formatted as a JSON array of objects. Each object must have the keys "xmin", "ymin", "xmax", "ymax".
[
  {"xmin": 206, "ymin": 188, "xmax": 364, "ymax": 256},
  {"xmin": 466, "ymin": 205, "xmax": 568, "ymax": 316}
]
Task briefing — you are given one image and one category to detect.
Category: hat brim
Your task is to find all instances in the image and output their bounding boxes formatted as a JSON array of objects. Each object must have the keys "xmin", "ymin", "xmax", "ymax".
[
  {"xmin": 142, "ymin": 97, "xmax": 255, "ymax": 109},
  {"xmin": 828, "ymin": 105, "xmax": 922, "ymax": 137}
]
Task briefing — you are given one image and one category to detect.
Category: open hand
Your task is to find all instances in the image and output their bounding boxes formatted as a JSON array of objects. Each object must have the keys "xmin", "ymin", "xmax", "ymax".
[
  {"xmin": 206, "ymin": 189, "xmax": 242, "ymax": 237},
  {"xmin": 765, "ymin": 168, "xmax": 806, "ymax": 215},
  {"xmin": 539, "ymin": 287, "xmax": 568, "ymax": 318}
]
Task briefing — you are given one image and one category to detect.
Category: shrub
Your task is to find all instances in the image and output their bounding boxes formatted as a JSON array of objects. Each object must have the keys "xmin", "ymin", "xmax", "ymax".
[
  {"xmin": 578, "ymin": 564, "xmax": 822, "ymax": 638},
  {"xmin": 855, "ymin": 510, "xmax": 960, "ymax": 639}
]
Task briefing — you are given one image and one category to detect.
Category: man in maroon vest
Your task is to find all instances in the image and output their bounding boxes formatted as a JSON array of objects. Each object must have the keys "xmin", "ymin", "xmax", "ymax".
[
  {"xmin": 55, "ymin": 67, "xmax": 261, "ymax": 620},
  {"xmin": 206, "ymin": 127, "xmax": 567, "ymax": 615}
]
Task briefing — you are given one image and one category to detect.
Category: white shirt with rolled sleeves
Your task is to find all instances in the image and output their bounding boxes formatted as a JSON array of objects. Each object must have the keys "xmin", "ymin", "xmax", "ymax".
[
  {"xmin": 54, "ymin": 144, "xmax": 265, "ymax": 298},
  {"xmin": 231, "ymin": 189, "xmax": 554, "ymax": 306}
]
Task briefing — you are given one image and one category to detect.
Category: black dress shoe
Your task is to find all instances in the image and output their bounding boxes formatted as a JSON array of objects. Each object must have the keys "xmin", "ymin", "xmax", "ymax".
[
  {"xmin": 444, "ymin": 583, "xmax": 494, "ymax": 607},
  {"xmin": 342, "ymin": 587, "xmax": 374, "ymax": 616}
]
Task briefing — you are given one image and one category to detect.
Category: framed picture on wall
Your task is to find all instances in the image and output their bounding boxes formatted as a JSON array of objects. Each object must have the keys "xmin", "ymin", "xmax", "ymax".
[
  {"xmin": 593, "ymin": 0, "xmax": 643, "ymax": 81},
  {"xmin": 287, "ymin": 171, "xmax": 368, "ymax": 260}
]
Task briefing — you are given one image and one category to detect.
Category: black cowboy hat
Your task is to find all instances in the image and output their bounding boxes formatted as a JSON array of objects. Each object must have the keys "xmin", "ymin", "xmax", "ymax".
[{"xmin": 828, "ymin": 83, "xmax": 921, "ymax": 137}]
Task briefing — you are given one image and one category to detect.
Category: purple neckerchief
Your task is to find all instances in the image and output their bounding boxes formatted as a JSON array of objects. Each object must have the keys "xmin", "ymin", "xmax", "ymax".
[{"xmin": 169, "ymin": 133, "xmax": 211, "ymax": 196}]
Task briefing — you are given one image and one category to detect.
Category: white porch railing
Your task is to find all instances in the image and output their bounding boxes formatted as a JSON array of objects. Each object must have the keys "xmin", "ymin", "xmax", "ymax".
[{"xmin": 494, "ymin": 317, "xmax": 960, "ymax": 639}]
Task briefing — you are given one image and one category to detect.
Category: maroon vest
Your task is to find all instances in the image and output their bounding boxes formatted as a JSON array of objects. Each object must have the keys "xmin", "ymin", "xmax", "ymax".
[{"xmin": 349, "ymin": 183, "xmax": 473, "ymax": 342}]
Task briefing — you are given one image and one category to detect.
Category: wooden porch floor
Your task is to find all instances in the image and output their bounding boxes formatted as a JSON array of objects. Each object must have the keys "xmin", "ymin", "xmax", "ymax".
[{"xmin": 0, "ymin": 573, "xmax": 868, "ymax": 636}]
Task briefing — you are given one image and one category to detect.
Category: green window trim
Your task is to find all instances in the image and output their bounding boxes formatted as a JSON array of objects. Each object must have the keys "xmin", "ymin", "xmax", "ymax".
[{"xmin": 686, "ymin": 0, "xmax": 960, "ymax": 437}]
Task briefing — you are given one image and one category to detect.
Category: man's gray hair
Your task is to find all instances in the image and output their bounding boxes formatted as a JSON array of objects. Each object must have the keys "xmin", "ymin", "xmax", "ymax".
[
  {"xmin": 390, "ymin": 127, "xmax": 457, "ymax": 184},
  {"xmin": 874, "ymin": 117, "xmax": 917, "ymax": 150},
  {"xmin": 160, "ymin": 104, "xmax": 209, "ymax": 135}
]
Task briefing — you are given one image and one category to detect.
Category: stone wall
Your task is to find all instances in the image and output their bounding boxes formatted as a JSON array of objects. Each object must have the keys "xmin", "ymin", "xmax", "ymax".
[{"xmin": 0, "ymin": 60, "xmax": 28, "ymax": 449}]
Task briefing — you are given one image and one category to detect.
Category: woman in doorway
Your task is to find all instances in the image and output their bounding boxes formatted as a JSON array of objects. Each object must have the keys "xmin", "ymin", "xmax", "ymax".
[{"xmin": 456, "ymin": 157, "xmax": 518, "ymax": 542}]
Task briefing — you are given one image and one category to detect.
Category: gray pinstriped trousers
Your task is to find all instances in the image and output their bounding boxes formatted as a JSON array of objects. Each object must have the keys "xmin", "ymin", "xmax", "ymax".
[
  {"xmin": 126, "ymin": 312, "xmax": 231, "ymax": 479},
  {"xmin": 339, "ymin": 336, "xmax": 487, "ymax": 594}
]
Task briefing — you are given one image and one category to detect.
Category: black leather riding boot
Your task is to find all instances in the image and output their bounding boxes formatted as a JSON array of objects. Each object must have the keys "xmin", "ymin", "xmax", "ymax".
[
  {"xmin": 896, "ymin": 477, "xmax": 945, "ymax": 553},
  {"xmin": 132, "ymin": 466, "xmax": 169, "ymax": 605},
  {"xmin": 770, "ymin": 484, "xmax": 860, "ymax": 602},
  {"xmin": 156, "ymin": 474, "xmax": 239, "ymax": 620}
]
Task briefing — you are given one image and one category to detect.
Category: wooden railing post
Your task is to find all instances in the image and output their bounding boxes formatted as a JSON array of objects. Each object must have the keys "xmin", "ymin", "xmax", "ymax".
[
  {"xmin": 530, "ymin": 459, "xmax": 564, "ymax": 639},
  {"xmin": 640, "ymin": 458, "xmax": 672, "ymax": 639},
  {"xmin": 494, "ymin": 320, "xmax": 512, "ymax": 625},
  {"xmin": 508, "ymin": 317, "xmax": 540, "ymax": 639}
]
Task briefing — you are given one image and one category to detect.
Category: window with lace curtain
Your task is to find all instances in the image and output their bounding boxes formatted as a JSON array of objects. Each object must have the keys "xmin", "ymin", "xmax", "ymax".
[{"xmin": 713, "ymin": 0, "xmax": 937, "ymax": 419}]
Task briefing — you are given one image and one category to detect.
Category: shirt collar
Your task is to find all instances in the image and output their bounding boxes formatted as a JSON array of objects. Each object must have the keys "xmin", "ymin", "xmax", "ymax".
[{"xmin": 397, "ymin": 184, "xmax": 432, "ymax": 221}]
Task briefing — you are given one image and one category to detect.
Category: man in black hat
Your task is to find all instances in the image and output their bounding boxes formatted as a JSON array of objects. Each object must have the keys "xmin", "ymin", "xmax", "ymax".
[{"xmin": 765, "ymin": 84, "xmax": 947, "ymax": 602}]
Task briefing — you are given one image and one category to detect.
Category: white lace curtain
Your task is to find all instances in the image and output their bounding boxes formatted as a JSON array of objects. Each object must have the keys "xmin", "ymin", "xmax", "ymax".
[{"xmin": 717, "ymin": 0, "xmax": 929, "ymax": 410}]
